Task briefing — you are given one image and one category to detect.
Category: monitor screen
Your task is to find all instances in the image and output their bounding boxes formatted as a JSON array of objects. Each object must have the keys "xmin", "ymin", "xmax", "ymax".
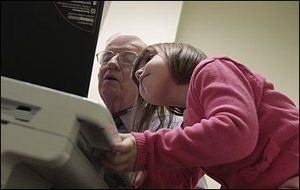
[{"xmin": 1, "ymin": 1, "xmax": 104, "ymax": 97}]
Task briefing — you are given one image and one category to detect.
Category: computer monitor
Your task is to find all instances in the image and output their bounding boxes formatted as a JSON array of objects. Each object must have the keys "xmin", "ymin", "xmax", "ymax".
[
  {"xmin": 1, "ymin": 1, "xmax": 103, "ymax": 97},
  {"xmin": 1, "ymin": 76, "xmax": 134, "ymax": 189}
]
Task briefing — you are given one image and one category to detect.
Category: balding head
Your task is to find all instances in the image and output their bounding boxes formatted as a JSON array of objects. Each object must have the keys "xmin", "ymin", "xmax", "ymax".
[{"xmin": 105, "ymin": 33, "xmax": 147, "ymax": 55}]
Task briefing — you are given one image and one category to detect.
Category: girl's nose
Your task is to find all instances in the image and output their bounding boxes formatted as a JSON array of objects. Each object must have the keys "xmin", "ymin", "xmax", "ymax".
[{"xmin": 135, "ymin": 69, "xmax": 143, "ymax": 81}]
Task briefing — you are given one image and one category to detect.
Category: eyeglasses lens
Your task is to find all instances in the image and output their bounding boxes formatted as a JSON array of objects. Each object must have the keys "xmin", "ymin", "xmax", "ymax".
[
  {"xmin": 119, "ymin": 52, "xmax": 137, "ymax": 65},
  {"xmin": 98, "ymin": 51, "xmax": 137, "ymax": 65},
  {"xmin": 102, "ymin": 51, "xmax": 114, "ymax": 63}
]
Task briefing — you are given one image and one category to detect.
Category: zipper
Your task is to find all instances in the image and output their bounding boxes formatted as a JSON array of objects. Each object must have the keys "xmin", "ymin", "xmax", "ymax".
[{"xmin": 202, "ymin": 167, "xmax": 228, "ymax": 189}]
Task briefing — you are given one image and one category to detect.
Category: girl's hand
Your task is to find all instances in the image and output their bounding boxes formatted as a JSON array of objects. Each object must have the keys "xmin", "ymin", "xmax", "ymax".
[
  {"xmin": 129, "ymin": 171, "xmax": 147, "ymax": 189},
  {"xmin": 101, "ymin": 133, "xmax": 137, "ymax": 173}
]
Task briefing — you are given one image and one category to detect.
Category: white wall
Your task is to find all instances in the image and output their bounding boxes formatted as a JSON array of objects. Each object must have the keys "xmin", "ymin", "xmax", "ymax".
[
  {"xmin": 176, "ymin": 1, "xmax": 299, "ymax": 107},
  {"xmin": 87, "ymin": 1, "xmax": 183, "ymax": 105}
]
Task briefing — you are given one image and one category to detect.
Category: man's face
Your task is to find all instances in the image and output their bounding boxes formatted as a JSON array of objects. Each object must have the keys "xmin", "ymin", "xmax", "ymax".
[{"xmin": 98, "ymin": 36, "xmax": 145, "ymax": 112}]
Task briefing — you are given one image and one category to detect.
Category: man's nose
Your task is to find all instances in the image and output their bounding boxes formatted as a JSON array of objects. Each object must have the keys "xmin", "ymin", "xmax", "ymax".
[{"xmin": 106, "ymin": 55, "xmax": 121, "ymax": 70}]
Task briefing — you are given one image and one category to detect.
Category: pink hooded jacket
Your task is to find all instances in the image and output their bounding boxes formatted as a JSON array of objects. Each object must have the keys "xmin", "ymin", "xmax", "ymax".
[{"xmin": 132, "ymin": 56, "xmax": 298, "ymax": 188}]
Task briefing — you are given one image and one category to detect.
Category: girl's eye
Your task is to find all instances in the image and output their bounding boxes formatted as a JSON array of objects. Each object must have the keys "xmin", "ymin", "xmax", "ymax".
[
  {"xmin": 145, "ymin": 54, "xmax": 154, "ymax": 63},
  {"xmin": 142, "ymin": 54, "xmax": 155, "ymax": 66},
  {"xmin": 137, "ymin": 48, "xmax": 156, "ymax": 68}
]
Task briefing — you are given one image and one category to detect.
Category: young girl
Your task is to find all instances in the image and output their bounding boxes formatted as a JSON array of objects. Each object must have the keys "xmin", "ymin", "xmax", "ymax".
[{"xmin": 101, "ymin": 43, "xmax": 299, "ymax": 189}]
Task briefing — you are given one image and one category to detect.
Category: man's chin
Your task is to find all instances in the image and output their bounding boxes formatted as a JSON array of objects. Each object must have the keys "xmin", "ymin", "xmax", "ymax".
[
  {"xmin": 100, "ymin": 87, "xmax": 120, "ymax": 97},
  {"xmin": 101, "ymin": 80, "xmax": 120, "ymax": 89}
]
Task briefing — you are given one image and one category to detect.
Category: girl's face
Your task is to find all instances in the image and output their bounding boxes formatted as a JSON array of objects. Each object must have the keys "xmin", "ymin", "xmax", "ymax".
[{"xmin": 134, "ymin": 48, "xmax": 177, "ymax": 106}]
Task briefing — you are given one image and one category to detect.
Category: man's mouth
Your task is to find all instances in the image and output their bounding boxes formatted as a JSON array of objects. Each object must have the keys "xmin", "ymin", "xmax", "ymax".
[
  {"xmin": 104, "ymin": 75, "xmax": 118, "ymax": 82},
  {"xmin": 105, "ymin": 77, "xmax": 117, "ymax": 80}
]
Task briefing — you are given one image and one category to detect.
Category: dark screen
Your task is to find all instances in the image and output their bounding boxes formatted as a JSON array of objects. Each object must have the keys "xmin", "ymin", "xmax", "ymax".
[{"xmin": 1, "ymin": 1, "xmax": 104, "ymax": 97}]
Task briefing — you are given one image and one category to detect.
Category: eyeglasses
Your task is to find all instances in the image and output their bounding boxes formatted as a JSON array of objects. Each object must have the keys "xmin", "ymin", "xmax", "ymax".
[{"xmin": 96, "ymin": 50, "xmax": 138, "ymax": 65}]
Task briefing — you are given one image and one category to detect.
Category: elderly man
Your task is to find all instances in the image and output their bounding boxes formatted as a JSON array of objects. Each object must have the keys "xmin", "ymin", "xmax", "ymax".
[
  {"xmin": 97, "ymin": 33, "xmax": 207, "ymax": 189},
  {"xmin": 97, "ymin": 33, "xmax": 146, "ymax": 133}
]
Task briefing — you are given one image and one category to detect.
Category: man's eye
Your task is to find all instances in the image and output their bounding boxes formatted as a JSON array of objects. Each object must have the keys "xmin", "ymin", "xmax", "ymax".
[
  {"xmin": 122, "ymin": 54, "xmax": 137, "ymax": 64},
  {"xmin": 102, "ymin": 52, "xmax": 114, "ymax": 62}
]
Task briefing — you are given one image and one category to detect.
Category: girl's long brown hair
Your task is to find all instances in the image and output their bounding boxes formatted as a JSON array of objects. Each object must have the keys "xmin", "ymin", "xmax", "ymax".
[{"xmin": 131, "ymin": 43, "xmax": 207, "ymax": 132}]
